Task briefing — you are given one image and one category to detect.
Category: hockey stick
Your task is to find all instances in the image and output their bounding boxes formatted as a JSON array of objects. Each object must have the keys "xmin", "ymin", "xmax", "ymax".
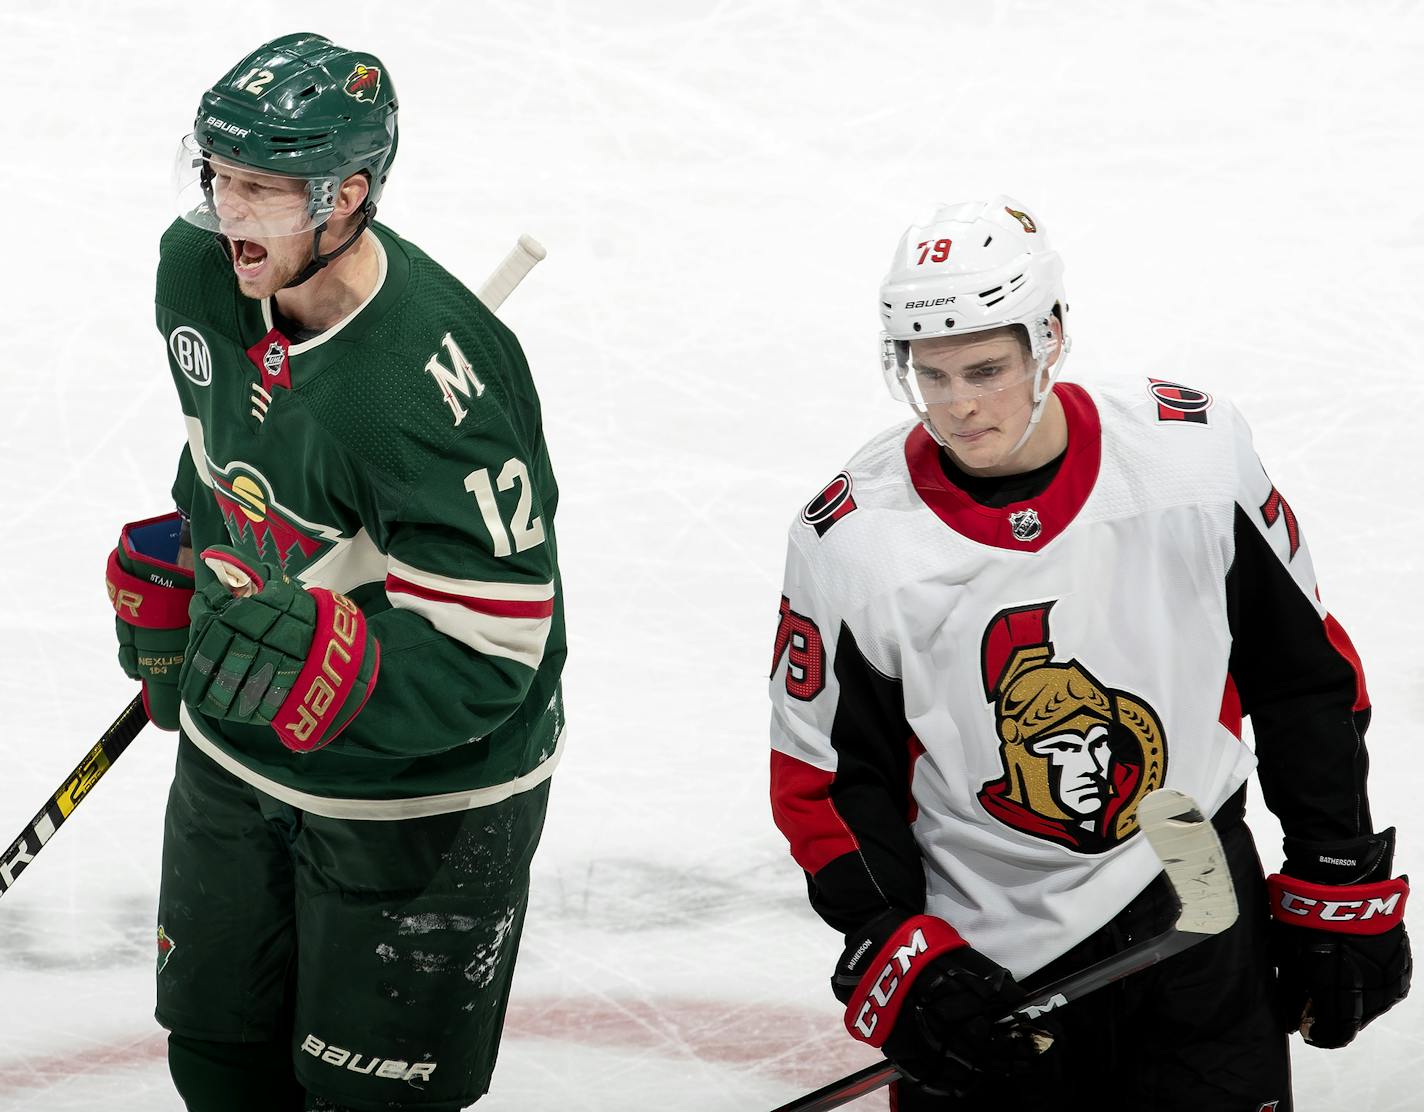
[
  {"xmin": 0, "ymin": 238, "xmax": 545, "ymax": 901},
  {"xmin": 478, "ymin": 233, "xmax": 546, "ymax": 312},
  {"xmin": 770, "ymin": 789, "xmax": 1239, "ymax": 1112},
  {"xmin": 0, "ymin": 694, "xmax": 149, "ymax": 899}
]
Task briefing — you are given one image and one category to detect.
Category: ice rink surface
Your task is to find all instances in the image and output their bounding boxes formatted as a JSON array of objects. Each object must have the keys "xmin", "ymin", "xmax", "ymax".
[{"xmin": 0, "ymin": 1, "xmax": 1420, "ymax": 1108}]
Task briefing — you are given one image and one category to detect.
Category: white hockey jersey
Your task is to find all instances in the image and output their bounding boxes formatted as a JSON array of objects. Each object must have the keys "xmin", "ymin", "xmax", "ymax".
[{"xmin": 769, "ymin": 380, "xmax": 1370, "ymax": 979}]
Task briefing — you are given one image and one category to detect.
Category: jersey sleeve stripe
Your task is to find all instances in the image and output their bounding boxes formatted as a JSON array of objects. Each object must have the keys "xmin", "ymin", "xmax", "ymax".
[
  {"xmin": 1323, "ymin": 612, "xmax": 1370, "ymax": 713},
  {"xmin": 386, "ymin": 575, "xmax": 555, "ymax": 619},
  {"xmin": 771, "ymin": 748, "xmax": 862, "ymax": 875},
  {"xmin": 386, "ymin": 557, "xmax": 555, "ymax": 602},
  {"xmin": 383, "ymin": 562, "xmax": 553, "ymax": 669},
  {"xmin": 386, "ymin": 585, "xmax": 551, "ymax": 669}
]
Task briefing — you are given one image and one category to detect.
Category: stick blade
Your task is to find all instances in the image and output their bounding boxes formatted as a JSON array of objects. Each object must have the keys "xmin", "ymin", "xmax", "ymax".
[{"xmin": 1137, "ymin": 788, "xmax": 1239, "ymax": 936}]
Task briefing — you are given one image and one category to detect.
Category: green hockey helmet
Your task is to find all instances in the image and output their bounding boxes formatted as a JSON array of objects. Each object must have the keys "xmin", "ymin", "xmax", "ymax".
[{"xmin": 173, "ymin": 33, "xmax": 398, "ymax": 248}]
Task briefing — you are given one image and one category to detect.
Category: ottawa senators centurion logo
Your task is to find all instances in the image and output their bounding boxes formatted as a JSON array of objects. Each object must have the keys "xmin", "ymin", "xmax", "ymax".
[{"xmin": 977, "ymin": 602, "xmax": 1166, "ymax": 852}]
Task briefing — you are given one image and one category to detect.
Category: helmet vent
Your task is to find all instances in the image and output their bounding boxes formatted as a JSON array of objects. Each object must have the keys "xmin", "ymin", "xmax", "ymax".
[
  {"xmin": 983, "ymin": 235, "xmax": 993, "ymax": 247},
  {"xmin": 270, "ymin": 131, "xmax": 333, "ymax": 151},
  {"xmin": 299, "ymin": 84, "xmax": 319, "ymax": 98},
  {"xmin": 979, "ymin": 282, "xmax": 1007, "ymax": 308},
  {"xmin": 980, "ymin": 272, "xmax": 1029, "ymax": 310}
]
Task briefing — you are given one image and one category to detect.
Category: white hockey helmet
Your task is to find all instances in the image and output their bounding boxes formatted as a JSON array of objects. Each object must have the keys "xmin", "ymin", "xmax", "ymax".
[{"xmin": 879, "ymin": 196, "xmax": 1069, "ymax": 449}]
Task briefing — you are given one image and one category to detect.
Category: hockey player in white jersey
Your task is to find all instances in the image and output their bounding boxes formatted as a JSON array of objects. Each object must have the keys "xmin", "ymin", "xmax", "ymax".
[{"xmin": 768, "ymin": 198, "xmax": 1411, "ymax": 1110}]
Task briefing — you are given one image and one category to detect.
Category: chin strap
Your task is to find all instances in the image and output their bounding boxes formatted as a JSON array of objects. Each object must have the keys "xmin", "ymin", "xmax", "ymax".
[
  {"xmin": 281, "ymin": 202, "xmax": 377, "ymax": 289},
  {"xmin": 209, "ymin": 201, "xmax": 376, "ymax": 293},
  {"xmin": 1002, "ymin": 338, "xmax": 1072, "ymax": 457}
]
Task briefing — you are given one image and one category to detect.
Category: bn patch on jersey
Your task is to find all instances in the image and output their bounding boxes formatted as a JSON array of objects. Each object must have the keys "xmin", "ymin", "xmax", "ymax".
[
  {"xmin": 169, "ymin": 326, "xmax": 212, "ymax": 387},
  {"xmin": 802, "ymin": 472, "xmax": 857, "ymax": 537}
]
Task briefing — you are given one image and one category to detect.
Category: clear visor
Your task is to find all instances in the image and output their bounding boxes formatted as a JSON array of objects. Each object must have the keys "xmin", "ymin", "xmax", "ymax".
[
  {"xmin": 172, "ymin": 134, "xmax": 337, "ymax": 240},
  {"xmin": 880, "ymin": 334, "xmax": 1040, "ymax": 406}
]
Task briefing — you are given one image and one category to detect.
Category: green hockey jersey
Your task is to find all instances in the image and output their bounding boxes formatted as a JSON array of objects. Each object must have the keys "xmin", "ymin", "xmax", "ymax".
[{"xmin": 155, "ymin": 219, "xmax": 565, "ymax": 819}]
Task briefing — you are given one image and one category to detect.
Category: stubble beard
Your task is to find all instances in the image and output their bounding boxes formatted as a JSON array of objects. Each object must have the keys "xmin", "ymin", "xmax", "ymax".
[
  {"xmin": 236, "ymin": 256, "xmax": 303, "ymax": 300},
  {"xmin": 228, "ymin": 236, "xmax": 307, "ymax": 301}
]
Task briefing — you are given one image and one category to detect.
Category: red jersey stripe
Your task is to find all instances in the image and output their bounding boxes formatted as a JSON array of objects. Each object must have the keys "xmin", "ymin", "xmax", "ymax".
[
  {"xmin": 771, "ymin": 749, "xmax": 861, "ymax": 875},
  {"xmin": 1219, "ymin": 673, "xmax": 1242, "ymax": 739},
  {"xmin": 386, "ymin": 575, "xmax": 555, "ymax": 619},
  {"xmin": 1322, "ymin": 613, "xmax": 1370, "ymax": 713}
]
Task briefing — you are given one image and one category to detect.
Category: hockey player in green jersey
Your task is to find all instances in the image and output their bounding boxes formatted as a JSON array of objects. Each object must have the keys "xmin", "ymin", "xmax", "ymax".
[{"xmin": 104, "ymin": 33, "xmax": 565, "ymax": 1112}]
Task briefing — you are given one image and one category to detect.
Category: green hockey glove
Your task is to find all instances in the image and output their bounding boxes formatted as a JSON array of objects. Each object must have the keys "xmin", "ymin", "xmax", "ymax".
[
  {"xmin": 106, "ymin": 513, "xmax": 195, "ymax": 730},
  {"xmin": 179, "ymin": 546, "xmax": 380, "ymax": 752}
]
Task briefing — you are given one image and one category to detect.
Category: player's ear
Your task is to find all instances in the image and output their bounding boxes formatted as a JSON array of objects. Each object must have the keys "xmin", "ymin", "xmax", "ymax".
[
  {"xmin": 335, "ymin": 172, "xmax": 371, "ymax": 219},
  {"xmin": 1043, "ymin": 313, "xmax": 1064, "ymax": 366}
]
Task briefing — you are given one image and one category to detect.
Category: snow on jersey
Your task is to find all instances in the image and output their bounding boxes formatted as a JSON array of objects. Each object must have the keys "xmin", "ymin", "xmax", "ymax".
[
  {"xmin": 769, "ymin": 382, "xmax": 1369, "ymax": 978},
  {"xmin": 155, "ymin": 219, "xmax": 566, "ymax": 818}
]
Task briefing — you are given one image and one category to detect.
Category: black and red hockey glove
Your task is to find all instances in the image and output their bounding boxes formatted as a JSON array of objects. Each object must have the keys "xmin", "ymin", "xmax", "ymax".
[
  {"xmin": 1267, "ymin": 827, "xmax": 1412, "ymax": 1048},
  {"xmin": 831, "ymin": 911, "xmax": 1058, "ymax": 1096}
]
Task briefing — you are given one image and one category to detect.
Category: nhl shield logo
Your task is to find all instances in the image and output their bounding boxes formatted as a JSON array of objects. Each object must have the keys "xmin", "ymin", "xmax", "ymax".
[
  {"xmin": 246, "ymin": 328, "xmax": 292, "ymax": 392},
  {"xmin": 1008, "ymin": 508, "xmax": 1042, "ymax": 542}
]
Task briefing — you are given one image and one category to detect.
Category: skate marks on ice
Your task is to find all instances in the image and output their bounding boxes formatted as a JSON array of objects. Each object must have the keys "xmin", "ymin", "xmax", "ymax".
[
  {"xmin": 531, "ymin": 853, "xmax": 807, "ymax": 931},
  {"xmin": 0, "ymin": 857, "xmax": 869, "ymax": 1108},
  {"xmin": 0, "ymin": 894, "xmax": 154, "ymax": 972},
  {"xmin": 0, "ymin": 995, "xmax": 877, "ymax": 1110}
]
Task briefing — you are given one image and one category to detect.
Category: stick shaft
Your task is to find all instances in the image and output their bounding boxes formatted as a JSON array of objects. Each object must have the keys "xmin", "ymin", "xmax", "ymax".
[
  {"xmin": 0, "ymin": 695, "xmax": 149, "ymax": 898},
  {"xmin": 770, "ymin": 925, "xmax": 1210, "ymax": 1112}
]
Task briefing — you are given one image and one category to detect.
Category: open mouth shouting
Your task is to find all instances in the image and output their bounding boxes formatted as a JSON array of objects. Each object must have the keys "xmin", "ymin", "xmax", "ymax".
[{"xmin": 230, "ymin": 237, "xmax": 269, "ymax": 280}]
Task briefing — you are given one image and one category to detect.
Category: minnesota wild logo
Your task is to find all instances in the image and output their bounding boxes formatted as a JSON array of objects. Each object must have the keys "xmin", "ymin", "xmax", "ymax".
[
  {"xmin": 207, "ymin": 460, "xmax": 344, "ymax": 577},
  {"xmin": 343, "ymin": 63, "xmax": 382, "ymax": 103},
  {"xmin": 157, "ymin": 924, "xmax": 176, "ymax": 974}
]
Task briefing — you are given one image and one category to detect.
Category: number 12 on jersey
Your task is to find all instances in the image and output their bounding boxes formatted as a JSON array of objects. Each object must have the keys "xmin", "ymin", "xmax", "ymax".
[{"xmin": 464, "ymin": 458, "xmax": 546, "ymax": 557}]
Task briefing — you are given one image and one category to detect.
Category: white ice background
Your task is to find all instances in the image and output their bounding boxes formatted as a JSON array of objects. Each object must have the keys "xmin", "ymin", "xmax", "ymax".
[{"xmin": 0, "ymin": 2, "xmax": 1420, "ymax": 1109}]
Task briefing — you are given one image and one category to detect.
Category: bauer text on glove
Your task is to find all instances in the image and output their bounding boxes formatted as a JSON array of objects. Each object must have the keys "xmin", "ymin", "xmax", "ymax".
[{"xmin": 179, "ymin": 546, "xmax": 380, "ymax": 752}]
